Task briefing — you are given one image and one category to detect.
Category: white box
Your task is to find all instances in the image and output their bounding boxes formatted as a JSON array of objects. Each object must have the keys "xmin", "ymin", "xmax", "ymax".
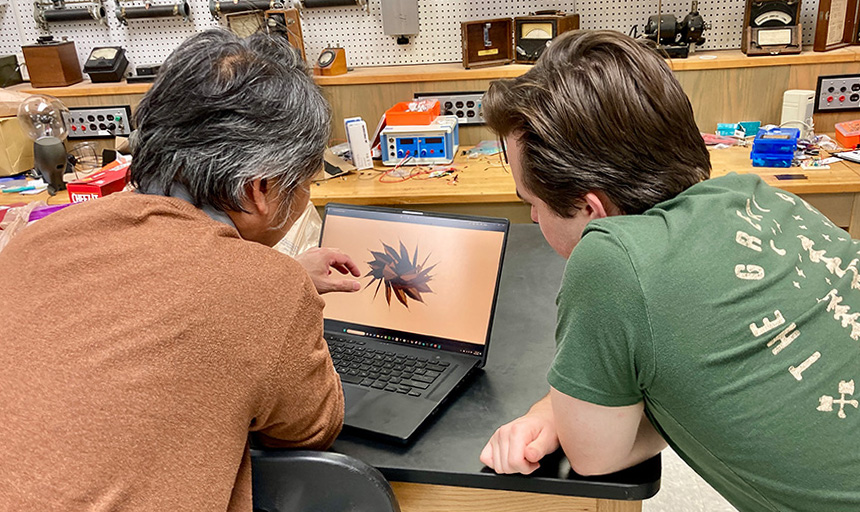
[
  {"xmin": 344, "ymin": 117, "xmax": 373, "ymax": 171},
  {"xmin": 780, "ymin": 89, "xmax": 815, "ymax": 139}
]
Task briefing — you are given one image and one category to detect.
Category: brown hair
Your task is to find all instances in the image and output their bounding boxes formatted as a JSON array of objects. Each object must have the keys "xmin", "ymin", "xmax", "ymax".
[{"xmin": 484, "ymin": 30, "xmax": 710, "ymax": 217}]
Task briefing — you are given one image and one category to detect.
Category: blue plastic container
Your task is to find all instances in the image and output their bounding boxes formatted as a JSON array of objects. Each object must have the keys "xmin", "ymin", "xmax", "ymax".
[
  {"xmin": 751, "ymin": 152, "xmax": 793, "ymax": 168},
  {"xmin": 752, "ymin": 127, "xmax": 800, "ymax": 154}
]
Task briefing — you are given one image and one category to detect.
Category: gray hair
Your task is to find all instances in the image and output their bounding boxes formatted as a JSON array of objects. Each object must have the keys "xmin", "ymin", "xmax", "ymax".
[{"xmin": 130, "ymin": 29, "xmax": 330, "ymax": 225}]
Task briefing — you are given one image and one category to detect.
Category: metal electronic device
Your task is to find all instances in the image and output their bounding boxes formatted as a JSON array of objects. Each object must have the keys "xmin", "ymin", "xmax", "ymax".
[
  {"xmin": 514, "ymin": 11, "xmax": 579, "ymax": 64},
  {"xmin": 641, "ymin": 1, "xmax": 709, "ymax": 58},
  {"xmin": 742, "ymin": 0, "xmax": 802, "ymax": 55},
  {"xmin": 381, "ymin": 116, "xmax": 459, "ymax": 166},
  {"xmin": 83, "ymin": 46, "xmax": 129, "ymax": 83},
  {"xmin": 413, "ymin": 91, "xmax": 484, "ymax": 125},
  {"xmin": 64, "ymin": 106, "xmax": 133, "ymax": 139},
  {"xmin": 815, "ymin": 74, "xmax": 860, "ymax": 113}
]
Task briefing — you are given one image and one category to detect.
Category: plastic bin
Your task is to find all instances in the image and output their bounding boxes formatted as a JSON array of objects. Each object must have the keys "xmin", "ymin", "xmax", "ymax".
[
  {"xmin": 751, "ymin": 152, "xmax": 793, "ymax": 168},
  {"xmin": 835, "ymin": 120, "xmax": 860, "ymax": 149},
  {"xmin": 385, "ymin": 100, "xmax": 441, "ymax": 126},
  {"xmin": 752, "ymin": 127, "xmax": 800, "ymax": 154}
]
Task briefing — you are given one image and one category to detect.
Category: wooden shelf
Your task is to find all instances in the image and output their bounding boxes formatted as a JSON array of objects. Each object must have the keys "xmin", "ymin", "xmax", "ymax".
[
  {"xmin": 666, "ymin": 47, "xmax": 859, "ymax": 71},
  {"xmin": 313, "ymin": 62, "xmax": 534, "ymax": 85},
  {"xmin": 12, "ymin": 80, "xmax": 153, "ymax": 98},
  {"xmin": 8, "ymin": 46, "xmax": 859, "ymax": 96},
  {"xmin": 319, "ymin": 47, "xmax": 860, "ymax": 84}
]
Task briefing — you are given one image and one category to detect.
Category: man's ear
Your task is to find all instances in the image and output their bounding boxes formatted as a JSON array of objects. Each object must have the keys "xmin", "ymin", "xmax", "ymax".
[
  {"xmin": 582, "ymin": 191, "xmax": 620, "ymax": 220},
  {"xmin": 246, "ymin": 178, "xmax": 270, "ymax": 216}
]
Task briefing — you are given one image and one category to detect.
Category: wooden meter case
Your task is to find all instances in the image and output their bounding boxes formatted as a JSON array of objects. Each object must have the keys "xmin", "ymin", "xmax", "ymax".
[
  {"xmin": 514, "ymin": 12, "xmax": 579, "ymax": 64},
  {"xmin": 461, "ymin": 18, "xmax": 514, "ymax": 69}
]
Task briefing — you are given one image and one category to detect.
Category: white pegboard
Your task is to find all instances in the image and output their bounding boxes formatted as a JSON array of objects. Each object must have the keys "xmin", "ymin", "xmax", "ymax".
[{"xmin": 0, "ymin": 0, "xmax": 825, "ymax": 72}]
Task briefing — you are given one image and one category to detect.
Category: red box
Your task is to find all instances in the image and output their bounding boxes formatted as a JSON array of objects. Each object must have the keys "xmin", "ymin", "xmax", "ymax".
[
  {"xmin": 66, "ymin": 161, "xmax": 131, "ymax": 203},
  {"xmin": 835, "ymin": 120, "xmax": 860, "ymax": 149}
]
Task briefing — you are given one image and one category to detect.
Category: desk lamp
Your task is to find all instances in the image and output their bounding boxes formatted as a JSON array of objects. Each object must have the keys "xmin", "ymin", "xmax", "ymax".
[{"xmin": 17, "ymin": 94, "xmax": 71, "ymax": 195}]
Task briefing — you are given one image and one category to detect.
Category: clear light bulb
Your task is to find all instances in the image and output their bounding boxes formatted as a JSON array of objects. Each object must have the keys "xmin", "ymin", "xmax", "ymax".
[{"xmin": 17, "ymin": 94, "xmax": 69, "ymax": 141}]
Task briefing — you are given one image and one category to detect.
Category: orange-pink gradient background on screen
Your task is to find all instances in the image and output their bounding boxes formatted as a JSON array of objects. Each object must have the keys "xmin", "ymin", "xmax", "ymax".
[{"xmin": 321, "ymin": 216, "xmax": 506, "ymax": 345}]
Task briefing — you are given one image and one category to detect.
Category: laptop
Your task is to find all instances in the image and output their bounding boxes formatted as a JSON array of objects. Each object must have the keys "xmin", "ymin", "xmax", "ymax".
[{"xmin": 319, "ymin": 203, "xmax": 510, "ymax": 443}]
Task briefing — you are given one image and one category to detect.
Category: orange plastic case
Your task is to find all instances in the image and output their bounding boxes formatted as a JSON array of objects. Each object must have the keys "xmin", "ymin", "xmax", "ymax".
[
  {"xmin": 385, "ymin": 101, "xmax": 440, "ymax": 126},
  {"xmin": 836, "ymin": 120, "xmax": 860, "ymax": 149}
]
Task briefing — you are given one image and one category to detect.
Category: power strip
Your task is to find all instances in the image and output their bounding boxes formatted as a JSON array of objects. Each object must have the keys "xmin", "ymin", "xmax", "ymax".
[
  {"xmin": 65, "ymin": 105, "xmax": 134, "ymax": 139},
  {"xmin": 815, "ymin": 74, "xmax": 860, "ymax": 113},
  {"xmin": 413, "ymin": 91, "xmax": 485, "ymax": 125}
]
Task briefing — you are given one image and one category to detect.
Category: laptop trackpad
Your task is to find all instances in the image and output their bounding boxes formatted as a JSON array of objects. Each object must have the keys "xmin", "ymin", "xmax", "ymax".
[
  {"xmin": 343, "ymin": 386, "xmax": 437, "ymax": 441},
  {"xmin": 343, "ymin": 385, "xmax": 370, "ymax": 407}
]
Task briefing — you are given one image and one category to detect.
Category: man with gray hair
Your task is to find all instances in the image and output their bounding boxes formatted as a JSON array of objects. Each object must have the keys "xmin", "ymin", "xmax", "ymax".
[{"xmin": 0, "ymin": 29, "xmax": 357, "ymax": 510}]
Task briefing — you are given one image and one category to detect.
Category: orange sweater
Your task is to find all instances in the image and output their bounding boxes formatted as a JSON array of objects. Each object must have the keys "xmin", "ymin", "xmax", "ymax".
[{"xmin": 0, "ymin": 192, "xmax": 343, "ymax": 511}]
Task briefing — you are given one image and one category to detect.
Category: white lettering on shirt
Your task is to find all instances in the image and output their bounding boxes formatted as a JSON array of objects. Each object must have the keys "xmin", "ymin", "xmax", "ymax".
[
  {"xmin": 735, "ymin": 264, "xmax": 764, "ymax": 280},
  {"xmin": 750, "ymin": 310, "xmax": 786, "ymax": 337},
  {"xmin": 817, "ymin": 380, "xmax": 858, "ymax": 417},
  {"xmin": 736, "ymin": 231, "xmax": 762, "ymax": 252},
  {"xmin": 737, "ymin": 210, "xmax": 762, "ymax": 231},
  {"xmin": 818, "ymin": 290, "xmax": 860, "ymax": 340},
  {"xmin": 776, "ymin": 192, "xmax": 796, "ymax": 205},
  {"xmin": 770, "ymin": 240, "xmax": 786, "ymax": 256},
  {"xmin": 768, "ymin": 323, "xmax": 800, "ymax": 355}
]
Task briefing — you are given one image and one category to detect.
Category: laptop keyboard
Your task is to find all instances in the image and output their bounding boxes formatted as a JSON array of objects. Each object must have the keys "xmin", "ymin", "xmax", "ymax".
[{"xmin": 326, "ymin": 336, "xmax": 451, "ymax": 397}]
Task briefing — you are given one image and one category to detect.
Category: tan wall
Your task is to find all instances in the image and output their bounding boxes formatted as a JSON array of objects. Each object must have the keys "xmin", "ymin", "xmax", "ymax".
[{"xmin": 44, "ymin": 58, "xmax": 860, "ymax": 151}]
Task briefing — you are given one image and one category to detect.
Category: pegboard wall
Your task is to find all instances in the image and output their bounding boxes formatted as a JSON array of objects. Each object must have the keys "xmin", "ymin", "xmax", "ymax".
[{"xmin": 0, "ymin": 0, "xmax": 823, "ymax": 71}]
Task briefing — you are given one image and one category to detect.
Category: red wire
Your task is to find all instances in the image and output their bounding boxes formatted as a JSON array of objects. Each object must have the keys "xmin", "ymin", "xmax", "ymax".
[{"xmin": 379, "ymin": 152, "xmax": 427, "ymax": 183}]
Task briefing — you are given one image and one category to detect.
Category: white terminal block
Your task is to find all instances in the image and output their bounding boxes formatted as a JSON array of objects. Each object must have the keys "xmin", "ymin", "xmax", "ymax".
[
  {"xmin": 344, "ymin": 117, "xmax": 374, "ymax": 170},
  {"xmin": 780, "ymin": 89, "xmax": 815, "ymax": 139}
]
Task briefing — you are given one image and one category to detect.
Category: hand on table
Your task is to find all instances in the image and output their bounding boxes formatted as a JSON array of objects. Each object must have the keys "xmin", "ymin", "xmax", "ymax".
[
  {"xmin": 295, "ymin": 247, "xmax": 362, "ymax": 295},
  {"xmin": 479, "ymin": 398, "xmax": 560, "ymax": 475}
]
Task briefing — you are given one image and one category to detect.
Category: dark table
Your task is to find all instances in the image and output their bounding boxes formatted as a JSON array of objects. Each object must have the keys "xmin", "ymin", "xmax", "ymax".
[{"xmin": 332, "ymin": 223, "xmax": 661, "ymax": 512}]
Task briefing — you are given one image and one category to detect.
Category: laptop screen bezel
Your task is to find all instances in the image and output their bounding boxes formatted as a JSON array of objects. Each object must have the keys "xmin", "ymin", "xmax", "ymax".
[{"xmin": 318, "ymin": 202, "xmax": 510, "ymax": 368}]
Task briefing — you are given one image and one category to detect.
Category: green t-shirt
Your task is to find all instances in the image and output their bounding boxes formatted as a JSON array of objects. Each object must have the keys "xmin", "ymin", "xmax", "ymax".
[{"xmin": 549, "ymin": 173, "xmax": 860, "ymax": 512}]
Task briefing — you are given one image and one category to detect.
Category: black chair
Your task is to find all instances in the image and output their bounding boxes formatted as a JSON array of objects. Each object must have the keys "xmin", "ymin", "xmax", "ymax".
[{"xmin": 251, "ymin": 450, "xmax": 401, "ymax": 512}]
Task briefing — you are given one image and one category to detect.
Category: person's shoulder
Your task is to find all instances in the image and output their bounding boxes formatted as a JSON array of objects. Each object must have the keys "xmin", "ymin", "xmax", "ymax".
[
  {"xmin": 567, "ymin": 227, "xmax": 631, "ymax": 277},
  {"xmin": 233, "ymin": 242, "xmax": 311, "ymax": 283}
]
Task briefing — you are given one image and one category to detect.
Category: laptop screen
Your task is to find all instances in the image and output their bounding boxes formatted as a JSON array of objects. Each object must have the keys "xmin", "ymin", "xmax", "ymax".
[{"xmin": 320, "ymin": 204, "xmax": 509, "ymax": 361}]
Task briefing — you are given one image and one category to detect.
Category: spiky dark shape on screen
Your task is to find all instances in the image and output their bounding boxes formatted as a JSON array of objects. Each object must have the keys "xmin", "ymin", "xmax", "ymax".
[{"xmin": 365, "ymin": 241, "xmax": 437, "ymax": 308}]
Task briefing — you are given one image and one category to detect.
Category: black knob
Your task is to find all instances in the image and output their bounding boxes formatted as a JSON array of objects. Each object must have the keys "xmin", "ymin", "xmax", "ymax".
[{"xmin": 108, "ymin": 123, "xmax": 116, "ymax": 131}]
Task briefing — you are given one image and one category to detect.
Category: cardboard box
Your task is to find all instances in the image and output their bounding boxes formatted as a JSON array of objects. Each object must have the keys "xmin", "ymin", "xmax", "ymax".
[
  {"xmin": 0, "ymin": 117, "xmax": 33, "ymax": 177},
  {"xmin": 66, "ymin": 160, "xmax": 130, "ymax": 203}
]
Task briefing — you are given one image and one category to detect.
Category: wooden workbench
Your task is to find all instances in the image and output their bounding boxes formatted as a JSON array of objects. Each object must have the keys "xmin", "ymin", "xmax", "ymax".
[
  {"xmin": 317, "ymin": 145, "xmax": 860, "ymax": 236},
  {"xmin": 7, "ymin": 145, "xmax": 860, "ymax": 236}
]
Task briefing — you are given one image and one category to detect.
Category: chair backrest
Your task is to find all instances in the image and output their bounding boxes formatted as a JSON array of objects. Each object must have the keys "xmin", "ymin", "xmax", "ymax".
[{"xmin": 251, "ymin": 450, "xmax": 401, "ymax": 512}]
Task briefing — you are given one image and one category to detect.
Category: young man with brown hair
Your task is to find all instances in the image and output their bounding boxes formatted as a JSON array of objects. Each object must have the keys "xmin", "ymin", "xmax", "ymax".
[{"xmin": 479, "ymin": 30, "xmax": 860, "ymax": 512}]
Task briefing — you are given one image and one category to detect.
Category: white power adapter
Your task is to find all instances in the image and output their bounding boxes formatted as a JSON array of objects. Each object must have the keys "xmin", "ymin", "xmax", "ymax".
[{"xmin": 780, "ymin": 89, "xmax": 815, "ymax": 139}]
